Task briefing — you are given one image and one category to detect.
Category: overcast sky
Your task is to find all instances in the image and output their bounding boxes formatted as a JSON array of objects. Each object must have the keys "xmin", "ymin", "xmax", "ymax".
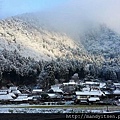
[{"xmin": 0, "ymin": 0, "xmax": 120, "ymax": 38}]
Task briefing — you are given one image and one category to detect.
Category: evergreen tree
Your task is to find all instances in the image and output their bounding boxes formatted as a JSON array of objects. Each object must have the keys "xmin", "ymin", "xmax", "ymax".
[{"xmin": 37, "ymin": 62, "xmax": 55, "ymax": 90}]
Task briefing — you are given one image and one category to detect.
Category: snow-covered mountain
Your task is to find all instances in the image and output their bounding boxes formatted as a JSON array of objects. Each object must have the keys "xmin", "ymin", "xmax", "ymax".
[
  {"xmin": 0, "ymin": 15, "xmax": 120, "ymax": 87},
  {"xmin": 81, "ymin": 25, "xmax": 120, "ymax": 81},
  {"xmin": 0, "ymin": 16, "xmax": 93, "ymax": 86},
  {"xmin": 81, "ymin": 25, "xmax": 120, "ymax": 59},
  {"xmin": 0, "ymin": 17, "xmax": 87, "ymax": 62}
]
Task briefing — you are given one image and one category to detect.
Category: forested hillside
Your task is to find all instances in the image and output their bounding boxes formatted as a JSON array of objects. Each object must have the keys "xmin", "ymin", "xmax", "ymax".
[
  {"xmin": 0, "ymin": 17, "xmax": 91, "ymax": 88},
  {"xmin": 0, "ymin": 17, "xmax": 120, "ymax": 89},
  {"xmin": 81, "ymin": 25, "xmax": 120, "ymax": 81}
]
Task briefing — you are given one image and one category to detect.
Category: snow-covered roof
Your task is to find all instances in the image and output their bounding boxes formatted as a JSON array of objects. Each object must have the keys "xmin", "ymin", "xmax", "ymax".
[
  {"xmin": 113, "ymin": 89, "xmax": 120, "ymax": 95},
  {"xmin": 69, "ymin": 80, "xmax": 77, "ymax": 84},
  {"xmin": 77, "ymin": 96, "xmax": 88, "ymax": 99},
  {"xmin": 63, "ymin": 83, "xmax": 68, "ymax": 85},
  {"xmin": 63, "ymin": 80, "xmax": 77, "ymax": 85},
  {"xmin": 85, "ymin": 81, "xmax": 99, "ymax": 85},
  {"xmin": 48, "ymin": 93, "xmax": 57, "ymax": 98},
  {"xmin": 100, "ymin": 83, "xmax": 106, "ymax": 88},
  {"xmin": 0, "ymin": 90, "xmax": 8, "ymax": 95},
  {"xmin": 82, "ymin": 87, "xmax": 90, "ymax": 91},
  {"xmin": 9, "ymin": 93, "xmax": 16, "ymax": 98},
  {"xmin": 103, "ymin": 91, "xmax": 111, "ymax": 95},
  {"xmin": 9, "ymin": 87, "xmax": 18, "ymax": 90},
  {"xmin": 92, "ymin": 91, "xmax": 105, "ymax": 96},
  {"xmin": 80, "ymin": 82, "xmax": 106, "ymax": 89},
  {"xmin": 51, "ymin": 86, "xmax": 63, "ymax": 93},
  {"xmin": 13, "ymin": 94, "xmax": 29, "ymax": 101},
  {"xmin": 114, "ymin": 83, "xmax": 120, "ymax": 86},
  {"xmin": 32, "ymin": 89, "xmax": 42, "ymax": 93},
  {"xmin": 17, "ymin": 96, "xmax": 28, "ymax": 99},
  {"xmin": 76, "ymin": 90, "xmax": 105, "ymax": 96},
  {"xmin": 11, "ymin": 90, "xmax": 21, "ymax": 94},
  {"xmin": 13, "ymin": 98, "xmax": 28, "ymax": 101},
  {"xmin": 27, "ymin": 96, "xmax": 33, "ymax": 100},
  {"xmin": 88, "ymin": 97, "xmax": 100, "ymax": 101},
  {"xmin": 0, "ymin": 94, "xmax": 13, "ymax": 100}
]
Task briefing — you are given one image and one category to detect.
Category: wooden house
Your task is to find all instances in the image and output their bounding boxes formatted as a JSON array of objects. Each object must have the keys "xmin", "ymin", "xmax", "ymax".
[
  {"xmin": 0, "ymin": 90, "xmax": 15, "ymax": 103},
  {"xmin": 75, "ymin": 89, "xmax": 105, "ymax": 104}
]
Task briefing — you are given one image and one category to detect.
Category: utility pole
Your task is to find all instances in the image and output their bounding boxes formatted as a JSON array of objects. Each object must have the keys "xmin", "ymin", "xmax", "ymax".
[
  {"xmin": 106, "ymin": 105, "xmax": 109, "ymax": 112},
  {"xmin": 106, "ymin": 95, "xmax": 109, "ymax": 112}
]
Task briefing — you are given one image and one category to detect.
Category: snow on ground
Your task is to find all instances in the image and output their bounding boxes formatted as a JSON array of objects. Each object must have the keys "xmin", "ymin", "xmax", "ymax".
[
  {"xmin": 0, "ymin": 104, "xmax": 116, "ymax": 113},
  {"xmin": 0, "ymin": 107, "xmax": 105, "ymax": 113}
]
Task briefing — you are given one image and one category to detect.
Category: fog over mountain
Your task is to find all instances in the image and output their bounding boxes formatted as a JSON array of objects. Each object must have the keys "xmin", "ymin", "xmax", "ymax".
[{"xmin": 15, "ymin": 0, "xmax": 120, "ymax": 40}]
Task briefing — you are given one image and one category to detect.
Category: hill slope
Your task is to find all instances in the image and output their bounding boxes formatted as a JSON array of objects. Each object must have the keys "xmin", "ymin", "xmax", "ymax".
[
  {"xmin": 81, "ymin": 25, "xmax": 120, "ymax": 81},
  {"xmin": 0, "ymin": 16, "xmax": 120, "ymax": 87},
  {"xmin": 81, "ymin": 25, "xmax": 120, "ymax": 59},
  {"xmin": 0, "ymin": 17, "xmax": 87, "ymax": 62},
  {"xmin": 0, "ymin": 17, "xmax": 93, "ymax": 87}
]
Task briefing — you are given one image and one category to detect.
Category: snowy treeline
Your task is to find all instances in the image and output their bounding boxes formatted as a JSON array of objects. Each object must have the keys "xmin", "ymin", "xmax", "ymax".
[
  {"xmin": 0, "ymin": 48, "xmax": 98, "ymax": 87},
  {"xmin": 0, "ymin": 49, "xmax": 92, "ymax": 88},
  {"xmin": 0, "ymin": 48, "xmax": 119, "ymax": 89},
  {"xmin": 0, "ymin": 49, "xmax": 42, "ymax": 86}
]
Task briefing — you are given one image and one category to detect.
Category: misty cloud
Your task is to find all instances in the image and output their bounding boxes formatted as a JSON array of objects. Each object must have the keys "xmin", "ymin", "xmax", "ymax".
[
  {"xmin": 30, "ymin": 0, "xmax": 120, "ymax": 39},
  {"xmin": 1, "ymin": 0, "xmax": 120, "ymax": 39}
]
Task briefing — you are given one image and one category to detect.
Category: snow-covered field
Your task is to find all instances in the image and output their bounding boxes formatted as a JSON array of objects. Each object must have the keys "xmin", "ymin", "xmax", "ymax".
[
  {"xmin": 0, "ymin": 107, "xmax": 103, "ymax": 113},
  {"xmin": 0, "ymin": 104, "xmax": 119, "ymax": 113}
]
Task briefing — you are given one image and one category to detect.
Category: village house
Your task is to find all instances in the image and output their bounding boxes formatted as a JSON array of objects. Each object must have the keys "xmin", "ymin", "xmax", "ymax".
[
  {"xmin": 0, "ymin": 90, "xmax": 15, "ymax": 103},
  {"xmin": 9, "ymin": 86, "xmax": 21, "ymax": 95},
  {"xmin": 74, "ymin": 80, "xmax": 106, "ymax": 104},
  {"xmin": 75, "ymin": 89, "xmax": 105, "ymax": 104},
  {"xmin": 0, "ymin": 75, "xmax": 120, "ymax": 105},
  {"xmin": 63, "ymin": 79, "xmax": 77, "ymax": 86},
  {"xmin": 114, "ymin": 83, "xmax": 120, "ymax": 88},
  {"xmin": 32, "ymin": 88, "xmax": 43, "ymax": 94},
  {"xmin": 113, "ymin": 88, "xmax": 120, "ymax": 97},
  {"xmin": 10, "ymin": 94, "xmax": 33, "ymax": 104},
  {"xmin": 50, "ymin": 85, "xmax": 63, "ymax": 94},
  {"xmin": 47, "ymin": 85, "xmax": 63, "ymax": 102},
  {"xmin": 32, "ymin": 86, "xmax": 43, "ymax": 95}
]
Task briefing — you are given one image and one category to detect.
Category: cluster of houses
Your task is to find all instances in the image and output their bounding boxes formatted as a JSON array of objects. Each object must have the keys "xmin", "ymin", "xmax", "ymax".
[{"xmin": 0, "ymin": 73, "xmax": 120, "ymax": 105}]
